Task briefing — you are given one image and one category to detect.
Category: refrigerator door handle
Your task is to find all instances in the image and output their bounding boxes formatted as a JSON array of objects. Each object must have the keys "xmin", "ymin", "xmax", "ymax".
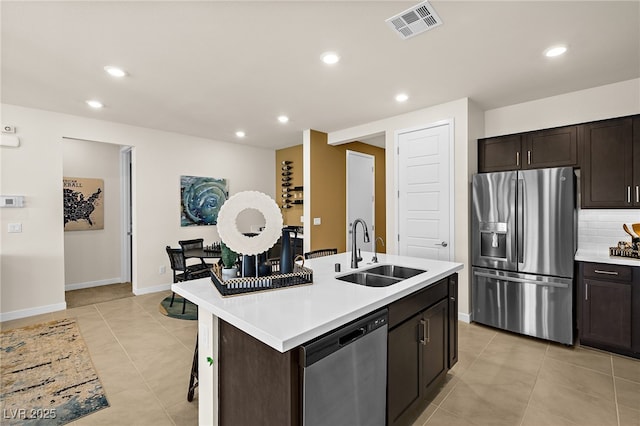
[
  {"xmin": 510, "ymin": 177, "xmax": 518, "ymax": 266},
  {"xmin": 517, "ymin": 177, "xmax": 524, "ymax": 265},
  {"xmin": 473, "ymin": 270, "xmax": 570, "ymax": 289}
]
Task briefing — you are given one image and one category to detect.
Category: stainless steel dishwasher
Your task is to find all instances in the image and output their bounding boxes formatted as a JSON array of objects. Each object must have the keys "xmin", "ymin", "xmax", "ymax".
[{"xmin": 301, "ymin": 309, "xmax": 388, "ymax": 426}]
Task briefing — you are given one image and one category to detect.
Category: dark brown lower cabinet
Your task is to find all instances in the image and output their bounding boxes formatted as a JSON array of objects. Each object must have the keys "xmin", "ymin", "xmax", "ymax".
[
  {"xmin": 578, "ymin": 262, "xmax": 639, "ymax": 358},
  {"xmin": 387, "ymin": 276, "xmax": 455, "ymax": 426},
  {"xmin": 448, "ymin": 274, "xmax": 458, "ymax": 369},
  {"xmin": 582, "ymin": 279, "xmax": 631, "ymax": 348}
]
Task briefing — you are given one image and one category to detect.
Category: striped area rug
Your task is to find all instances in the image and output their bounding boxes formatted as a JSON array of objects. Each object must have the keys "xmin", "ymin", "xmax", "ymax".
[{"xmin": 0, "ymin": 318, "xmax": 109, "ymax": 425}]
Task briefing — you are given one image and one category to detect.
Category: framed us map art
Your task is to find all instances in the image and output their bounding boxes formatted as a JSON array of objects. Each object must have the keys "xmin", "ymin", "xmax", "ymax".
[{"xmin": 63, "ymin": 177, "xmax": 104, "ymax": 231}]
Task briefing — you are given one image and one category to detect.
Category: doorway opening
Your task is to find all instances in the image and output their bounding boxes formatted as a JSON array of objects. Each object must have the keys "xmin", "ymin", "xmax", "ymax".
[{"xmin": 62, "ymin": 137, "xmax": 134, "ymax": 308}]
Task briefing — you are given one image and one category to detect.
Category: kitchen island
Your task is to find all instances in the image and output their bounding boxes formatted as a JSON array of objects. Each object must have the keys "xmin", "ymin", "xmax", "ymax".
[{"xmin": 172, "ymin": 252, "xmax": 463, "ymax": 426}]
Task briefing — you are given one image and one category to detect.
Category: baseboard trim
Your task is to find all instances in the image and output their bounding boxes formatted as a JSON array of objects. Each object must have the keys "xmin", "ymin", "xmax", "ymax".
[
  {"xmin": 0, "ymin": 302, "xmax": 67, "ymax": 323},
  {"xmin": 458, "ymin": 312, "xmax": 471, "ymax": 323},
  {"xmin": 134, "ymin": 283, "xmax": 172, "ymax": 295},
  {"xmin": 65, "ymin": 278, "xmax": 122, "ymax": 291}
]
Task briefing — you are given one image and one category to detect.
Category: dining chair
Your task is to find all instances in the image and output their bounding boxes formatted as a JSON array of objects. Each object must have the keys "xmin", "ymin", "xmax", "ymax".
[
  {"xmin": 179, "ymin": 238, "xmax": 215, "ymax": 268},
  {"xmin": 166, "ymin": 246, "xmax": 211, "ymax": 314},
  {"xmin": 304, "ymin": 248, "xmax": 338, "ymax": 259}
]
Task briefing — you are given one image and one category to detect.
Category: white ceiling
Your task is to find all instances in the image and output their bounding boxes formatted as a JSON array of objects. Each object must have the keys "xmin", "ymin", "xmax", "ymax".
[{"xmin": 2, "ymin": 1, "xmax": 638, "ymax": 150}]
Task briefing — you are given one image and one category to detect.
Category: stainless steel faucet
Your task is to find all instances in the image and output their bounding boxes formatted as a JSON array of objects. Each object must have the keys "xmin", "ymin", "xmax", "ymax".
[
  {"xmin": 351, "ymin": 218, "xmax": 370, "ymax": 269},
  {"xmin": 371, "ymin": 237, "xmax": 385, "ymax": 263}
]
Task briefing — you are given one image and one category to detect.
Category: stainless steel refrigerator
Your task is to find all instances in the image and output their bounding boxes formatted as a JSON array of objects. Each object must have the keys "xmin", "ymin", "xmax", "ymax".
[{"xmin": 471, "ymin": 167, "xmax": 576, "ymax": 345}]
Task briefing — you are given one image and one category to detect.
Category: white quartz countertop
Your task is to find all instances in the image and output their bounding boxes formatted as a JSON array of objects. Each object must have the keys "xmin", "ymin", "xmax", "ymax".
[
  {"xmin": 575, "ymin": 248, "xmax": 640, "ymax": 267},
  {"xmin": 172, "ymin": 252, "xmax": 463, "ymax": 352}
]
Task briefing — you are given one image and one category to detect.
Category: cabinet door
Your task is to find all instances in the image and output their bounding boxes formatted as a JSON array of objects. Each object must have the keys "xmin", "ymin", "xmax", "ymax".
[
  {"xmin": 582, "ymin": 279, "xmax": 632, "ymax": 349},
  {"xmin": 387, "ymin": 313, "xmax": 421, "ymax": 426},
  {"xmin": 524, "ymin": 126, "xmax": 578, "ymax": 169},
  {"xmin": 633, "ymin": 116, "xmax": 640, "ymax": 206},
  {"xmin": 421, "ymin": 299, "xmax": 448, "ymax": 395},
  {"xmin": 478, "ymin": 135, "xmax": 522, "ymax": 172},
  {"xmin": 582, "ymin": 117, "xmax": 634, "ymax": 208}
]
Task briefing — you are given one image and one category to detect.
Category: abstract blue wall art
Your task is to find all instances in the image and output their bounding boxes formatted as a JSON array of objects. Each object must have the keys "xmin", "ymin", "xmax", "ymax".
[{"xmin": 180, "ymin": 176, "xmax": 228, "ymax": 226}]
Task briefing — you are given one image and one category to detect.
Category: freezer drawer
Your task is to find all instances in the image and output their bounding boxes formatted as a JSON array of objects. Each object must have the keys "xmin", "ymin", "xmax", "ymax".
[{"xmin": 472, "ymin": 267, "xmax": 574, "ymax": 345}]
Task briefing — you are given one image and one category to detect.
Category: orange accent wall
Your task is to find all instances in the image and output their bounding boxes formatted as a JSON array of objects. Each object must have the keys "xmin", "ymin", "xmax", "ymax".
[
  {"xmin": 275, "ymin": 144, "xmax": 303, "ymax": 226},
  {"xmin": 309, "ymin": 130, "xmax": 386, "ymax": 253}
]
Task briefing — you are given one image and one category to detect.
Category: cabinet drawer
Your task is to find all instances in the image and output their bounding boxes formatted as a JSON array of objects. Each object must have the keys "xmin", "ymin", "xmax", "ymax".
[
  {"xmin": 583, "ymin": 263, "xmax": 632, "ymax": 282},
  {"xmin": 388, "ymin": 278, "xmax": 448, "ymax": 329}
]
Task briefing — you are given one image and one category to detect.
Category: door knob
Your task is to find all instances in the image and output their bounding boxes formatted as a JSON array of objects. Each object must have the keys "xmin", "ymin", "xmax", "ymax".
[{"xmin": 434, "ymin": 241, "xmax": 448, "ymax": 247}]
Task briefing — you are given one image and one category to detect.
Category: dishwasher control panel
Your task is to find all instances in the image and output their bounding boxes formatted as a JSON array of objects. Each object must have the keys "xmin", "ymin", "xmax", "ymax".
[{"xmin": 368, "ymin": 313, "xmax": 387, "ymax": 332}]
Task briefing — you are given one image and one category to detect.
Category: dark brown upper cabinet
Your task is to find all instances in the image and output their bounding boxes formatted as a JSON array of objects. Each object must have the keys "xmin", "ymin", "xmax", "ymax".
[
  {"xmin": 524, "ymin": 126, "xmax": 579, "ymax": 169},
  {"xmin": 478, "ymin": 126, "xmax": 578, "ymax": 173},
  {"xmin": 581, "ymin": 117, "xmax": 636, "ymax": 208},
  {"xmin": 478, "ymin": 134, "xmax": 522, "ymax": 172},
  {"xmin": 634, "ymin": 116, "xmax": 640, "ymax": 206}
]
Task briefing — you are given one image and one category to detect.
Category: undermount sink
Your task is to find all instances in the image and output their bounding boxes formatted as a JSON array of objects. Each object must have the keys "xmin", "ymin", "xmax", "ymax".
[
  {"xmin": 336, "ymin": 264, "xmax": 427, "ymax": 287},
  {"xmin": 336, "ymin": 272, "xmax": 402, "ymax": 287},
  {"xmin": 361, "ymin": 264, "xmax": 426, "ymax": 279}
]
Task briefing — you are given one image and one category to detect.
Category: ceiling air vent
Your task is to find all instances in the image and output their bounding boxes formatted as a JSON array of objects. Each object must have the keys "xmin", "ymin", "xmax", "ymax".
[{"xmin": 385, "ymin": 1, "xmax": 443, "ymax": 40}]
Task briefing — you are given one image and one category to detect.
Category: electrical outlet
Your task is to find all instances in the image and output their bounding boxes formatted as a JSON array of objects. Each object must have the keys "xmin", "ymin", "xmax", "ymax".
[{"xmin": 159, "ymin": 265, "xmax": 166, "ymax": 274}]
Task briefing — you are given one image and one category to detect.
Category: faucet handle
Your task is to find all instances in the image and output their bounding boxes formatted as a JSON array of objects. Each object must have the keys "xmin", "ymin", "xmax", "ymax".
[{"xmin": 357, "ymin": 248, "xmax": 362, "ymax": 262}]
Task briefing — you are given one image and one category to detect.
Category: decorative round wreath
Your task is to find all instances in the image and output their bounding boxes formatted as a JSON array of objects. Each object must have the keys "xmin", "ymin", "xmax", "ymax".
[{"xmin": 216, "ymin": 191, "xmax": 283, "ymax": 256}]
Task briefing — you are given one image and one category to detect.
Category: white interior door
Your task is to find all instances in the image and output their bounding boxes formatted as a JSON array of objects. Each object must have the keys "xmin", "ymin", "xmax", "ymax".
[
  {"xmin": 346, "ymin": 151, "xmax": 375, "ymax": 253},
  {"xmin": 397, "ymin": 123, "xmax": 452, "ymax": 261}
]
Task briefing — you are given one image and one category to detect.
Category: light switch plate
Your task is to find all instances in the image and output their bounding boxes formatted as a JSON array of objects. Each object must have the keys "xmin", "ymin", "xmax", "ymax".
[
  {"xmin": 313, "ymin": 217, "xmax": 321, "ymax": 225},
  {"xmin": 8, "ymin": 223, "xmax": 22, "ymax": 233}
]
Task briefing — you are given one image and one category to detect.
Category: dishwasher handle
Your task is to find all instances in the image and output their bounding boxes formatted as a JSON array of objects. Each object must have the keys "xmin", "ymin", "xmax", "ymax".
[
  {"xmin": 301, "ymin": 308, "xmax": 388, "ymax": 367},
  {"xmin": 339, "ymin": 327, "xmax": 366, "ymax": 346}
]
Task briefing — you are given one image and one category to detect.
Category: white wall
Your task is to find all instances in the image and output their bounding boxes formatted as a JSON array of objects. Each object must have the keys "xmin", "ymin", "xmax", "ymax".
[
  {"xmin": 328, "ymin": 98, "xmax": 479, "ymax": 319},
  {"xmin": 485, "ymin": 78, "xmax": 640, "ymax": 136},
  {"xmin": 62, "ymin": 138, "xmax": 122, "ymax": 290},
  {"xmin": 0, "ymin": 104, "xmax": 275, "ymax": 321}
]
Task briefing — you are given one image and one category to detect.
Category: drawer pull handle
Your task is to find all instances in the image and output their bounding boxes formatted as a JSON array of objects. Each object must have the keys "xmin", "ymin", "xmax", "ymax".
[
  {"xmin": 628, "ymin": 186, "xmax": 631, "ymax": 204},
  {"xmin": 527, "ymin": 150, "xmax": 531, "ymax": 165},
  {"xmin": 516, "ymin": 152, "xmax": 520, "ymax": 167},
  {"xmin": 594, "ymin": 270, "xmax": 618, "ymax": 275}
]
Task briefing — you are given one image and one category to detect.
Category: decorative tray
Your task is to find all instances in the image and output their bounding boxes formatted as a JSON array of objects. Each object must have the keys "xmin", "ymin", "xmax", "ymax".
[
  {"xmin": 210, "ymin": 264, "xmax": 313, "ymax": 297},
  {"xmin": 608, "ymin": 247, "xmax": 640, "ymax": 259}
]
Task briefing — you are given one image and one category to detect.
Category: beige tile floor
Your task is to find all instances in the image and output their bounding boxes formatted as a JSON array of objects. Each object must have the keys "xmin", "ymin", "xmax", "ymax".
[
  {"xmin": 2, "ymin": 291, "xmax": 639, "ymax": 426},
  {"xmin": 1, "ymin": 290, "xmax": 198, "ymax": 426}
]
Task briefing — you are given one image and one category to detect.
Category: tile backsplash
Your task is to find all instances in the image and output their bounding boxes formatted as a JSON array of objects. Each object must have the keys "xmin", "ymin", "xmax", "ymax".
[{"xmin": 577, "ymin": 209, "xmax": 640, "ymax": 250}]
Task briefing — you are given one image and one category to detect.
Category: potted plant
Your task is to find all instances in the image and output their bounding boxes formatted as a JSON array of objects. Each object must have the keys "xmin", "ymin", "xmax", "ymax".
[{"xmin": 220, "ymin": 242, "xmax": 238, "ymax": 279}]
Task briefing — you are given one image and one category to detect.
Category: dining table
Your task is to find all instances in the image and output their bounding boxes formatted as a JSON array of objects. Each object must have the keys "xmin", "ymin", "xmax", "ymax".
[{"xmin": 184, "ymin": 247, "xmax": 222, "ymax": 262}]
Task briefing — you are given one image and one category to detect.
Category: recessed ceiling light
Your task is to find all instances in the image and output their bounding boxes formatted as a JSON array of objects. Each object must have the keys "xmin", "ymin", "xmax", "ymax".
[
  {"xmin": 395, "ymin": 93, "xmax": 409, "ymax": 102},
  {"xmin": 86, "ymin": 100, "xmax": 104, "ymax": 109},
  {"xmin": 321, "ymin": 52, "xmax": 340, "ymax": 65},
  {"xmin": 544, "ymin": 45, "xmax": 567, "ymax": 58},
  {"xmin": 277, "ymin": 115, "xmax": 289, "ymax": 124},
  {"xmin": 104, "ymin": 65, "xmax": 127, "ymax": 77},
  {"xmin": 235, "ymin": 131, "xmax": 246, "ymax": 138}
]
